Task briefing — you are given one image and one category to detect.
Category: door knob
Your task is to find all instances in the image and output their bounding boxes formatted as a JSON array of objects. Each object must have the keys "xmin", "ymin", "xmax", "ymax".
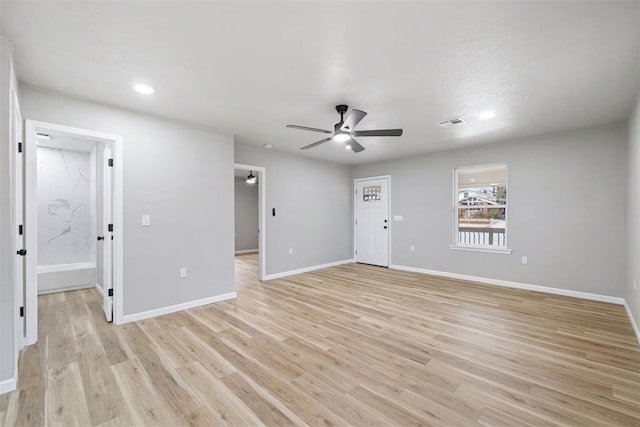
[{"xmin": 97, "ymin": 236, "xmax": 105, "ymax": 241}]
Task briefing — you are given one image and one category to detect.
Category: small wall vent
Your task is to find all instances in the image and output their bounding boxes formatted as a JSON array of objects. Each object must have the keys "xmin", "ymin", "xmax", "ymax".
[{"xmin": 438, "ymin": 117, "xmax": 466, "ymax": 128}]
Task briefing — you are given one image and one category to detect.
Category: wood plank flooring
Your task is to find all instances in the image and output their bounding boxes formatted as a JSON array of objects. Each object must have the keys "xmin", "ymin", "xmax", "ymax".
[{"xmin": 2, "ymin": 253, "xmax": 639, "ymax": 426}]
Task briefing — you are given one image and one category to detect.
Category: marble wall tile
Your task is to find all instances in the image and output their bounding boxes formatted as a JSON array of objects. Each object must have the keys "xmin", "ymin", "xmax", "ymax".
[{"xmin": 37, "ymin": 147, "xmax": 95, "ymax": 266}]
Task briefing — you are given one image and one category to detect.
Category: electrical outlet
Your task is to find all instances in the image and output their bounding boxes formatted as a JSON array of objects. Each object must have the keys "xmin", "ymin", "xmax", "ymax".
[
  {"xmin": 141, "ymin": 215, "xmax": 151, "ymax": 226},
  {"xmin": 521, "ymin": 256, "xmax": 528, "ymax": 265},
  {"xmin": 288, "ymin": 248, "xmax": 293, "ymax": 255},
  {"xmin": 180, "ymin": 267, "xmax": 187, "ymax": 278},
  {"xmin": 410, "ymin": 245, "xmax": 415, "ymax": 252}
]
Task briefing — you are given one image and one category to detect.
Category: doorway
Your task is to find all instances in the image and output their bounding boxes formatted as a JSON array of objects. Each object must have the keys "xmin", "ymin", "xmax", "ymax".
[
  {"xmin": 354, "ymin": 175, "xmax": 391, "ymax": 267},
  {"xmin": 22, "ymin": 120, "xmax": 123, "ymax": 345},
  {"xmin": 234, "ymin": 163, "xmax": 266, "ymax": 281}
]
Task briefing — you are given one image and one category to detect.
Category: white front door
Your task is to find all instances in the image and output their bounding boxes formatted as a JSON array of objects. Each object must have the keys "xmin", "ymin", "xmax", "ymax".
[
  {"xmin": 12, "ymin": 92, "xmax": 25, "ymax": 347},
  {"xmin": 355, "ymin": 177, "xmax": 390, "ymax": 267},
  {"xmin": 101, "ymin": 145, "xmax": 114, "ymax": 322}
]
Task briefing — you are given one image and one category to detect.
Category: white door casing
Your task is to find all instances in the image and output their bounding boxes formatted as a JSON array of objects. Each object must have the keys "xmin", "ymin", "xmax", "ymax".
[
  {"xmin": 102, "ymin": 144, "xmax": 114, "ymax": 322},
  {"xmin": 12, "ymin": 92, "xmax": 25, "ymax": 350},
  {"xmin": 234, "ymin": 163, "xmax": 266, "ymax": 281},
  {"xmin": 24, "ymin": 120, "xmax": 124, "ymax": 346},
  {"xmin": 355, "ymin": 176, "xmax": 390, "ymax": 267}
]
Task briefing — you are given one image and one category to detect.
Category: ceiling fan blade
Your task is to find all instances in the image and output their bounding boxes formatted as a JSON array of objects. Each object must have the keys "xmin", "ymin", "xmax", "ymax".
[
  {"xmin": 347, "ymin": 138, "xmax": 365, "ymax": 153},
  {"xmin": 287, "ymin": 124, "xmax": 332, "ymax": 134},
  {"xmin": 300, "ymin": 137, "xmax": 332, "ymax": 150},
  {"xmin": 340, "ymin": 109, "xmax": 367, "ymax": 132},
  {"xmin": 352, "ymin": 129, "xmax": 403, "ymax": 137}
]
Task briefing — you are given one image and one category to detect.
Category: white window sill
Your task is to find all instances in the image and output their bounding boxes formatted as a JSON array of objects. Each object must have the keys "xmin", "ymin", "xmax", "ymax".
[{"xmin": 448, "ymin": 245, "xmax": 513, "ymax": 255}]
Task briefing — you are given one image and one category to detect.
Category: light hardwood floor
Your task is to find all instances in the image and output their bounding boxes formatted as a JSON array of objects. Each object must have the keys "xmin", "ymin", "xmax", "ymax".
[{"xmin": 1, "ymin": 253, "xmax": 639, "ymax": 426}]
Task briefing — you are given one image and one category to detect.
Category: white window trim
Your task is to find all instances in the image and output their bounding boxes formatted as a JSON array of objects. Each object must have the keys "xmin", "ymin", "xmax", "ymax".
[
  {"xmin": 452, "ymin": 162, "xmax": 512, "ymax": 254},
  {"xmin": 448, "ymin": 244, "xmax": 513, "ymax": 255}
]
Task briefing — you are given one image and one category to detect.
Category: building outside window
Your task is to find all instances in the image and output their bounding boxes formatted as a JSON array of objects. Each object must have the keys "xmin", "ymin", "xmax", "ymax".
[{"xmin": 453, "ymin": 163, "xmax": 508, "ymax": 251}]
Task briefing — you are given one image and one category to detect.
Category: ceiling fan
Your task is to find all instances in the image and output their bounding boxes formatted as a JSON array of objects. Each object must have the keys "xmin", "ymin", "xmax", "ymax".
[{"xmin": 286, "ymin": 105, "xmax": 403, "ymax": 153}]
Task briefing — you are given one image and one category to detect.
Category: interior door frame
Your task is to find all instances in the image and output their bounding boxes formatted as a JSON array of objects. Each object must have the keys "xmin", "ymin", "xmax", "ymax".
[
  {"xmin": 10, "ymin": 91, "xmax": 25, "ymax": 368},
  {"xmin": 24, "ymin": 120, "xmax": 124, "ymax": 345},
  {"xmin": 234, "ymin": 163, "xmax": 266, "ymax": 281},
  {"xmin": 353, "ymin": 175, "xmax": 392, "ymax": 266}
]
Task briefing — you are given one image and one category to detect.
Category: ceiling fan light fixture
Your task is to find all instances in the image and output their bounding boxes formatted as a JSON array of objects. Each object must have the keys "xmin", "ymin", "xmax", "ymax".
[
  {"xmin": 246, "ymin": 171, "xmax": 257, "ymax": 184},
  {"xmin": 333, "ymin": 133, "xmax": 351, "ymax": 142}
]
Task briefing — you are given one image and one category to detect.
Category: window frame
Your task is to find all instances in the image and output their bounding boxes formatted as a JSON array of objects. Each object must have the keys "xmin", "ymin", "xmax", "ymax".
[{"xmin": 449, "ymin": 162, "xmax": 512, "ymax": 255}]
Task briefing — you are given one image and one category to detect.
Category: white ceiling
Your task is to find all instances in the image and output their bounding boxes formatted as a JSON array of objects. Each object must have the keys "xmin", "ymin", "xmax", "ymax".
[{"xmin": 2, "ymin": 1, "xmax": 639, "ymax": 165}]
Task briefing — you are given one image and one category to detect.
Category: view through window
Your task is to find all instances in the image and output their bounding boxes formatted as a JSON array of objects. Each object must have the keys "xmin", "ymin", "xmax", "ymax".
[{"xmin": 455, "ymin": 163, "xmax": 507, "ymax": 249}]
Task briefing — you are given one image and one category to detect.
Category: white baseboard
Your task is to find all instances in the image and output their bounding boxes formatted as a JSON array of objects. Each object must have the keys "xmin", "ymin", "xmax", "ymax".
[
  {"xmin": 389, "ymin": 264, "xmax": 626, "ymax": 305},
  {"xmin": 121, "ymin": 292, "xmax": 237, "ymax": 324},
  {"xmin": 0, "ymin": 377, "xmax": 17, "ymax": 394},
  {"xmin": 95, "ymin": 283, "xmax": 104, "ymax": 297},
  {"xmin": 235, "ymin": 249, "xmax": 258, "ymax": 254},
  {"xmin": 264, "ymin": 259, "xmax": 354, "ymax": 281},
  {"xmin": 623, "ymin": 301, "xmax": 640, "ymax": 344}
]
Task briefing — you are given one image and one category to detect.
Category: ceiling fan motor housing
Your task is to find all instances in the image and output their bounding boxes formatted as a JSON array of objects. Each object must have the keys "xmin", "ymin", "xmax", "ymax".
[{"xmin": 335, "ymin": 104, "xmax": 349, "ymax": 114}]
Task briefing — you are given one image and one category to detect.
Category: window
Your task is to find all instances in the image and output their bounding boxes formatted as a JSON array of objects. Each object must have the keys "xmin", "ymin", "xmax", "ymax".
[{"xmin": 452, "ymin": 163, "xmax": 510, "ymax": 253}]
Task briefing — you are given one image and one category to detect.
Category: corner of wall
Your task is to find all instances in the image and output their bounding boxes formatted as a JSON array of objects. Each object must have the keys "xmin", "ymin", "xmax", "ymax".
[{"xmin": 626, "ymin": 91, "xmax": 640, "ymax": 343}]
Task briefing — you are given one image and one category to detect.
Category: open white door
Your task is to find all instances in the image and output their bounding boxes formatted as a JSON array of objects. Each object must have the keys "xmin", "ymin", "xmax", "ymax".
[
  {"xmin": 355, "ymin": 176, "xmax": 390, "ymax": 267},
  {"xmin": 101, "ymin": 145, "xmax": 114, "ymax": 322},
  {"xmin": 12, "ymin": 92, "xmax": 25, "ymax": 349}
]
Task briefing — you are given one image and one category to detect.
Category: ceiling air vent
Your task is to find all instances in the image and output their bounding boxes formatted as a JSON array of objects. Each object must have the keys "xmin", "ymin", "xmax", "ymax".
[{"xmin": 438, "ymin": 117, "xmax": 466, "ymax": 128}]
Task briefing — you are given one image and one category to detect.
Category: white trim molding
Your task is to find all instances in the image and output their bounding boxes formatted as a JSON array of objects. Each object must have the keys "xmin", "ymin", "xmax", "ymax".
[
  {"xmin": 121, "ymin": 292, "xmax": 237, "ymax": 324},
  {"xmin": 234, "ymin": 163, "xmax": 266, "ymax": 281},
  {"xmin": 95, "ymin": 283, "xmax": 104, "ymax": 297},
  {"xmin": 353, "ymin": 175, "xmax": 392, "ymax": 267},
  {"xmin": 389, "ymin": 264, "xmax": 626, "ymax": 305},
  {"xmin": 0, "ymin": 377, "xmax": 17, "ymax": 394},
  {"xmin": 264, "ymin": 259, "xmax": 354, "ymax": 281},
  {"xmin": 448, "ymin": 245, "xmax": 513, "ymax": 255},
  {"xmin": 235, "ymin": 249, "xmax": 258, "ymax": 254},
  {"xmin": 623, "ymin": 301, "xmax": 640, "ymax": 344}
]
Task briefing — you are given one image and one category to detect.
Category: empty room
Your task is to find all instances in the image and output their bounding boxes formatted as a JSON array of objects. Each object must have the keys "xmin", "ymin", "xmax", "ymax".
[{"xmin": 0, "ymin": 1, "xmax": 639, "ymax": 426}]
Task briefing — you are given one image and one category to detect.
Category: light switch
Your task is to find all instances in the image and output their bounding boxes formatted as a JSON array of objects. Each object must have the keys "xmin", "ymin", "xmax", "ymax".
[
  {"xmin": 142, "ymin": 215, "xmax": 151, "ymax": 226},
  {"xmin": 393, "ymin": 215, "xmax": 403, "ymax": 221}
]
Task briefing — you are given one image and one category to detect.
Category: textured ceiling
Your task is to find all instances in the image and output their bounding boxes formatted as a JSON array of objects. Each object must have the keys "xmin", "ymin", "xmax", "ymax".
[{"xmin": 2, "ymin": 1, "xmax": 639, "ymax": 165}]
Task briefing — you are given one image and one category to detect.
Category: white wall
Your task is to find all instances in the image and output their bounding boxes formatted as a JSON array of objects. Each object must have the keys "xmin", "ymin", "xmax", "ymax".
[
  {"xmin": 628, "ymin": 95, "xmax": 640, "ymax": 331},
  {"xmin": 20, "ymin": 86, "xmax": 236, "ymax": 316},
  {"xmin": 37, "ymin": 147, "xmax": 94, "ymax": 266},
  {"xmin": 235, "ymin": 144, "xmax": 352, "ymax": 275},
  {"xmin": 234, "ymin": 180, "xmax": 258, "ymax": 252},
  {"xmin": 353, "ymin": 124, "xmax": 628, "ymax": 298},
  {"xmin": 0, "ymin": 36, "xmax": 18, "ymax": 391}
]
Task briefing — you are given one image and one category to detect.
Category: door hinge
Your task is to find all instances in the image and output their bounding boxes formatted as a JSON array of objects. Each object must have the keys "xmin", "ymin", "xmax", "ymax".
[
  {"xmin": 19, "ymin": 306, "xmax": 24, "ymax": 317},
  {"xmin": 18, "ymin": 142, "xmax": 22, "ymax": 153},
  {"xmin": 108, "ymin": 224, "xmax": 113, "ymax": 232},
  {"xmin": 16, "ymin": 249, "xmax": 27, "ymax": 256},
  {"xmin": 108, "ymin": 289, "xmax": 113, "ymax": 297},
  {"xmin": 18, "ymin": 224, "xmax": 23, "ymax": 235},
  {"xmin": 108, "ymin": 158, "xmax": 113, "ymax": 167}
]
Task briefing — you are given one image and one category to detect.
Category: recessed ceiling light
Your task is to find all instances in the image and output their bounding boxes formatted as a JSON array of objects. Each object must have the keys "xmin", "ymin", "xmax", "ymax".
[
  {"xmin": 345, "ymin": 144, "xmax": 352, "ymax": 151},
  {"xmin": 263, "ymin": 143, "xmax": 273, "ymax": 149},
  {"xmin": 133, "ymin": 84, "xmax": 154, "ymax": 95},
  {"xmin": 479, "ymin": 111, "xmax": 495, "ymax": 120}
]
